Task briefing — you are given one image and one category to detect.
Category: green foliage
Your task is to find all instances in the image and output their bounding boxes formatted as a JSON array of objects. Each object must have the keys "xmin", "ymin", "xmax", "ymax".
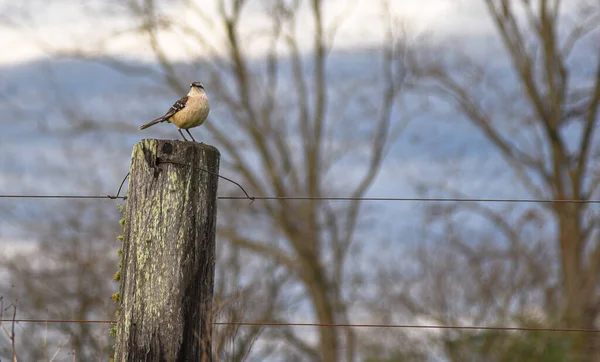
[
  {"xmin": 443, "ymin": 319, "xmax": 575, "ymax": 362},
  {"xmin": 111, "ymin": 202, "xmax": 126, "ymax": 349},
  {"xmin": 496, "ymin": 332, "xmax": 572, "ymax": 362},
  {"xmin": 364, "ymin": 351, "xmax": 425, "ymax": 362},
  {"xmin": 361, "ymin": 337, "xmax": 427, "ymax": 362}
]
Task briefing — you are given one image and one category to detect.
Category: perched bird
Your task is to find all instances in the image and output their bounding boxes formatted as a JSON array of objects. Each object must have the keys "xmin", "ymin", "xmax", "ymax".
[{"xmin": 139, "ymin": 82, "xmax": 210, "ymax": 142}]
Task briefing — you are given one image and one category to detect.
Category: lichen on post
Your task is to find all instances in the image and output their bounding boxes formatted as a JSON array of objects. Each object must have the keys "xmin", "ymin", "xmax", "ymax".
[{"xmin": 114, "ymin": 139, "xmax": 220, "ymax": 362}]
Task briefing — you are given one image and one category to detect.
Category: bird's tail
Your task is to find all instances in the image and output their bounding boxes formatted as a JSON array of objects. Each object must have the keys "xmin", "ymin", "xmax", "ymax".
[{"xmin": 139, "ymin": 117, "xmax": 166, "ymax": 130}]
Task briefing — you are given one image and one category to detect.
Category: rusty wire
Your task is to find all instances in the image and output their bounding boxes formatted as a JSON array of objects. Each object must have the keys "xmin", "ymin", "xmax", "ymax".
[
  {"xmin": 2, "ymin": 164, "xmax": 600, "ymax": 204},
  {"xmin": 1, "ymin": 319, "xmax": 600, "ymax": 333},
  {"xmin": 1, "ymin": 194, "xmax": 600, "ymax": 204}
]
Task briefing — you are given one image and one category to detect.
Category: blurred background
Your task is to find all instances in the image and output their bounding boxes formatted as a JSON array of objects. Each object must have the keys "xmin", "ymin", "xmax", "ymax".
[{"xmin": 0, "ymin": 0, "xmax": 599, "ymax": 360}]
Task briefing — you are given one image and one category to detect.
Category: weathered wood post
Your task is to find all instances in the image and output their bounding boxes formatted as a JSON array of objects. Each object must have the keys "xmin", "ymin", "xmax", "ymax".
[{"xmin": 114, "ymin": 139, "xmax": 220, "ymax": 362}]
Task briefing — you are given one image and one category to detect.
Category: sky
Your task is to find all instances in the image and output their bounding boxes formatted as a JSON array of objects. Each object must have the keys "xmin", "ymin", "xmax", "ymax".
[
  {"xmin": 0, "ymin": 0, "xmax": 592, "ymax": 245},
  {"xmin": 0, "ymin": 0, "xmax": 496, "ymax": 64},
  {"xmin": 0, "ymin": 0, "xmax": 581, "ymax": 247}
]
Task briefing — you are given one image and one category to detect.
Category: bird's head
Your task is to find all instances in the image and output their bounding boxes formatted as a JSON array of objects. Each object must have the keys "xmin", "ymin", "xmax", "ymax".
[
  {"xmin": 189, "ymin": 82, "xmax": 206, "ymax": 96},
  {"xmin": 190, "ymin": 82, "xmax": 204, "ymax": 90}
]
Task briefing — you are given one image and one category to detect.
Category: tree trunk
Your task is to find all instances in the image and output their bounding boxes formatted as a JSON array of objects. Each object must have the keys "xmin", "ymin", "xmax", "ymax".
[{"xmin": 557, "ymin": 203, "xmax": 600, "ymax": 361}]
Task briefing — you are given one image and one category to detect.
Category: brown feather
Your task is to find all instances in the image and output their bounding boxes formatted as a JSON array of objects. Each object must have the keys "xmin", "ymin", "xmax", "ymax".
[{"xmin": 139, "ymin": 96, "xmax": 189, "ymax": 130}]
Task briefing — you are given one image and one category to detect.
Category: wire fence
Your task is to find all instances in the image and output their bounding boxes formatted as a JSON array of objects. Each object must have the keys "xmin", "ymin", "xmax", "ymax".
[
  {"xmin": 1, "ymin": 165, "xmax": 599, "ymax": 204},
  {"xmin": 2, "ymin": 170, "xmax": 599, "ymax": 341},
  {"xmin": 2, "ymin": 194, "xmax": 600, "ymax": 204},
  {"xmin": 1, "ymin": 319, "xmax": 599, "ymax": 333}
]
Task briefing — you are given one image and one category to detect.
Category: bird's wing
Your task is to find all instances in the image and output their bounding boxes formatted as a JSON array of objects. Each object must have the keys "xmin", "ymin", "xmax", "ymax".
[{"xmin": 162, "ymin": 95, "xmax": 189, "ymax": 120}]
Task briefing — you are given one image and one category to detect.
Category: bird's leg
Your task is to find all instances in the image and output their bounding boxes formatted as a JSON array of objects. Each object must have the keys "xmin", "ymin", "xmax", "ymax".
[
  {"xmin": 185, "ymin": 129, "xmax": 200, "ymax": 143},
  {"xmin": 178, "ymin": 129, "xmax": 189, "ymax": 141}
]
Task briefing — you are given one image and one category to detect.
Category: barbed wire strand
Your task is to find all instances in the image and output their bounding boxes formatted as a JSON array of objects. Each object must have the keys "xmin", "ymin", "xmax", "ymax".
[
  {"xmin": 216, "ymin": 196, "xmax": 600, "ymax": 203},
  {"xmin": 0, "ymin": 195, "xmax": 121, "ymax": 199},
  {"xmin": 1, "ymin": 319, "xmax": 599, "ymax": 333},
  {"xmin": 3, "ymin": 165, "xmax": 600, "ymax": 204},
  {"xmin": 2, "ymin": 194, "xmax": 600, "ymax": 204}
]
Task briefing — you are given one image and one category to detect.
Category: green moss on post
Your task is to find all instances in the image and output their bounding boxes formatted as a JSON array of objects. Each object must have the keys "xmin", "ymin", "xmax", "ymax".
[{"xmin": 113, "ymin": 139, "xmax": 220, "ymax": 362}]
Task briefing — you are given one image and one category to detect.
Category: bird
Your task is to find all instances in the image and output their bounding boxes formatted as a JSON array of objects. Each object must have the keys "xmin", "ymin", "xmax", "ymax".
[{"xmin": 139, "ymin": 82, "xmax": 210, "ymax": 142}]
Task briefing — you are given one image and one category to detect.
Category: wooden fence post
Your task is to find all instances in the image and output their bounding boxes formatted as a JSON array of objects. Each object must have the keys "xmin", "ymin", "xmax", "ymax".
[{"xmin": 114, "ymin": 139, "xmax": 220, "ymax": 362}]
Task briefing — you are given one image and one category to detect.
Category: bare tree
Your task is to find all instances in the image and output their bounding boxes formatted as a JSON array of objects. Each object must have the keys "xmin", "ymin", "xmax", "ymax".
[
  {"xmin": 94, "ymin": 1, "xmax": 409, "ymax": 360},
  {"xmin": 385, "ymin": 0, "xmax": 600, "ymax": 360},
  {"xmin": 0, "ymin": 200, "xmax": 118, "ymax": 361},
  {"xmin": 1, "ymin": 0, "xmax": 410, "ymax": 360}
]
